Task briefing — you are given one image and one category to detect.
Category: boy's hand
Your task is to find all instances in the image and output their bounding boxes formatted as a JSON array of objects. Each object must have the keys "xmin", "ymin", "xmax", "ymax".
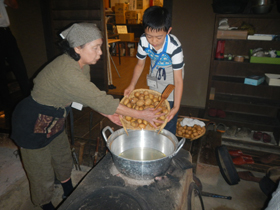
[
  {"xmin": 167, "ymin": 108, "xmax": 178, "ymax": 122},
  {"xmin": 124, "ymin": 85, "xmax": 134, "ymax": 97}
]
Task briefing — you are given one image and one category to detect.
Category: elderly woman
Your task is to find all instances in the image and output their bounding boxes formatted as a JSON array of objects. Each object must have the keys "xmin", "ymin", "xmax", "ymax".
[{"xmin": 11, "ymin": 23, "xmax": 163, "ymax": 210}]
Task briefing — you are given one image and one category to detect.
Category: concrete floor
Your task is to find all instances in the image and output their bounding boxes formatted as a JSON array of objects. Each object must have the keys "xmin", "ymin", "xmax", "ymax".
[
  {"xmin": 195, "ymin": 163, "xmax": 268, "ymax": 210},
  {"xmin": 0, "ymin": 140, "xmax": 91, "ymax": 210},
  {"xmin": 0, "ymin": 131, "xmax": 270, "ymax": 210}
]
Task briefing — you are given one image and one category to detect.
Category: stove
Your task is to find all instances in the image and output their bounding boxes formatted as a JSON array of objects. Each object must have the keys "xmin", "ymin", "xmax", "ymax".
[{"xmin": 58, "ymin": 149, "xmax": 194, "ymax": 210}]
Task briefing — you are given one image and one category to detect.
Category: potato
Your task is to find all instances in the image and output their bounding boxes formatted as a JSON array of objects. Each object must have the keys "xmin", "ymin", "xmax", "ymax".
[
  {"xmin": 159, "ymin": 115, "xmax": 165, "ymax": 120},
  {"xmin": 131, "ymin": 97, "xmax": 138, "ymax": 104},
  {"xmin": 143, "ymin": 120, "xmax": 148, "ymax": 125},
  {"xmin": 145, "ymin": 98, "xmax": 152, "ymax": 106},
  {"xmin": 162, "ymin": 109, "xmax": 169, "ymax": 114},
  {"xmin": 123, "ymin": 98, "xmax": 130, "ymax": 105},
  {"xmin": 144, "ymin": 91, "xmax": 149, "ymax": 95},
  {"xmin": 177, "ymin": 131, "xmax": 183, "ymax": 136},
  {"xmin": 149, "ymin": 94, "xmax": 154, "ymax": 99},
  {"xmin": 139, "ymin": 94, "xmax": 145, "ymax": 100},
  {"xmin": 126, "ymin": 103, "xmax": 132, "ymax": 108},
  {"xmin": 136, "ymin": 99, "xmax": 145, "ymax": 107},
  {"xmin": 134, "ymin": 92, "xmax": 140, "ymax": 97},
  {"xmin": 137, "ymin": 119, "xmax": 143, "ymax": 124},
  {"xmin": 131, "ymin": 121, "xmax": 139, "ymax": 127},
  {"xmin": 139, "ymin": 123, "xmax": 146, "ymax": 129},
  {"xmin": 155, "ymin": 122, "xmax": 162, "ymax": 127},
  {"xmin": 153, "ymin": 98, "xmax": 158, "ymax": 103},
  {"xmin": 125, "ymin": 116, "xmax": 132, "ymax": 121},
  {"xmin": 144, "ymin": 95, "xmax": 150, "ymax": 100}
]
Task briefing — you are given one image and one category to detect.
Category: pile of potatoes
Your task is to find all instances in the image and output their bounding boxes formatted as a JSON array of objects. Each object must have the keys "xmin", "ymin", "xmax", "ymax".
[
  {"xmin": 176, "ymin": 121, "xmax": 205, "ymax": 139},
  {"xmin": 121, "ymin": 90, "xmax": 170, "ymax": 130}
]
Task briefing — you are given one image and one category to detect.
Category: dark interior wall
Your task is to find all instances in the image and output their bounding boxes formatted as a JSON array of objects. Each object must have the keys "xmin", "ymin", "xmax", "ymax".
[
  {"xmin": 7, "ymin": 0, "xmax": 215, "ymax": 109},
  {"xmin": 6, "ymin": 0, "xmax": 47, "ymax": 79},
  {"xmin": 171, "ymin": 0, "xmax": 215, "ymax": 108}
]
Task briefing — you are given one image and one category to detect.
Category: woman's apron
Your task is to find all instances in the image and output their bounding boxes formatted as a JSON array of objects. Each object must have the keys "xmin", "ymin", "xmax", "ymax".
[{"xmin": 11, "ymin": 96, "xmax": 70, "ymax": 149}]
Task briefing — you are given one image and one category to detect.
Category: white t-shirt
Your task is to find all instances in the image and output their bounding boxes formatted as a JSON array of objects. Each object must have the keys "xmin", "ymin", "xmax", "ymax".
[
  {"xmin": 0, "ymin": 0, "xmax": 10, "ymax": 27},
  {"xmin": 136, "ymin": 33, "xmax": 185, "ymax": 101}
]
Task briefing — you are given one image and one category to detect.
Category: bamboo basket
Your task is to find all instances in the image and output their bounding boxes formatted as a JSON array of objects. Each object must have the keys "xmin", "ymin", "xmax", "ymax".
[
  {"xmin": 176, "ymin": 118, "xmax": 206, "ymax": 141},
  {"xmin": 120, "ymin": 89, "xmax": 170, "ymax": 131}
]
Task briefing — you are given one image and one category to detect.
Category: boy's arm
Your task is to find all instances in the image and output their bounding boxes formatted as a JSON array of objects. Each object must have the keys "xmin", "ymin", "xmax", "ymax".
[
  {"xmin": 124, "ymin": 58, "xmax": 146, "ymax": 96},
  {"xmin": 167, "ymin": 69, "xmax": 183, "ymax": 122}
]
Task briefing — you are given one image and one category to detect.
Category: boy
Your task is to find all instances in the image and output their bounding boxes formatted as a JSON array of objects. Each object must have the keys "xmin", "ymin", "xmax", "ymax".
[{"xmin": 124, "ymin": 6, "xmax": 185, "ymax": 134}]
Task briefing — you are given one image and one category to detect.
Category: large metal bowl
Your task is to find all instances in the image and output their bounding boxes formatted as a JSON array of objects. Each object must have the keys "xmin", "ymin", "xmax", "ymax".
[
  {"xmin": 102, "ymin": 126, "xmax": 185, "ymax": 180},
  {"xmin": 251, "ymin": 0, "xmax": 273, "ymax": 13}
]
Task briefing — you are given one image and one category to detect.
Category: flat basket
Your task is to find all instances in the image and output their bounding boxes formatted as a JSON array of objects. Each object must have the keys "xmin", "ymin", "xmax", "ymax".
[
  {"xmin": 120, "ymin": 89, "xmax": 170, "ymax": 131},
  {"xmin": 176, "ymin": 118, "xmax": 206, "ymax": 141}
]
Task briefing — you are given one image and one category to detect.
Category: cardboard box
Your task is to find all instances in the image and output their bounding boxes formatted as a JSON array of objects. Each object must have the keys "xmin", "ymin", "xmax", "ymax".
[
  {"xmin": 217, "ymin": 30, "xmax": 248, "ymax": 40},
  {"xmin": 116, "ymin": 25, "xmax": 128, "ymax": 34},
  {"xmin": 126, "ymin": 11, "xmax": 138, "ymax": 19},
  {"xmin": 115, "ymin": 3, "xmax": 128, "ymax": 15},
  {"xmin": 119, "ymin": 33, "xmax": 135, "ymax": 41},
  {"xmin": 265, "ymin": 74, "xmax": 280, "ymax": 86},
  {"xmin": 244, "ymin": 75, "xmax": 265, "ymax": 86},
  {"xmin": 128, "ymin": 0, "xmax": 137, "ymax": 10},
  {"xmin": 136, "ymin": 0, "xmax": 149, "ymax": 10},
  {"xmin": 250, "ymin": 50, "xmax": 280, "ymax": 65},
  {"xmin": 127, "ymin": 19, "xmax": 141, "ymax": 24},
  {"xmin": 115, "ymin": 15, "xmax": 126, "ymax": 24}
]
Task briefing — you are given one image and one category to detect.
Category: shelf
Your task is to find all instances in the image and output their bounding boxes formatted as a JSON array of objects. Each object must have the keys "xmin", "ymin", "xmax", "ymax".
[
  {"xmin": 206, "ymin": 14, "xmax": 280, "ymax": 137},
  {"xmin": 217, "ymin": 39, "xmax": 280, "ymax": 43},
  {"xmin": 206, "ymin": 112, "xmax": 280, "ymax": 131},
  {"xmin": 212, "ymin": 93, "xmax": 280, "ymax": 108}
]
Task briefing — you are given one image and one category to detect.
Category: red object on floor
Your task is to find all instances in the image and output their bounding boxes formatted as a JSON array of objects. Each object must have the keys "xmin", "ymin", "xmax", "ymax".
[
  {"xmin": 229, "ymin": 150, "xmax": 254, "ymax": 160},
  {"xmin": 228, "ymin": 150, "xmax": 242, "ymax": 156},
  {"xmin": 232, "ymin": 156, "xmax": 255, "ymax": 165}
]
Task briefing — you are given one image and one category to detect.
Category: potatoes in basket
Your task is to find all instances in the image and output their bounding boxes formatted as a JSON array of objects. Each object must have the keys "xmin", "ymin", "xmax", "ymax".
[
  {"xmin": 176, "ymin": 122, "xmax": 204, "ymax": 139},
  {"xmin": 120, "ymin": 89, "xmax": 170, "ymax": 130}
]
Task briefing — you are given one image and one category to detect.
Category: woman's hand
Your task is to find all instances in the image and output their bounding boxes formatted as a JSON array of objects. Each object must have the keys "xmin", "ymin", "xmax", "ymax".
[
  {"xmin": 106, "ymin": 113, "xmax": 122, "ymax": 126},
  {"xmin": 140, "ymin": 108, "xmax": 165, "ymax": 128}
]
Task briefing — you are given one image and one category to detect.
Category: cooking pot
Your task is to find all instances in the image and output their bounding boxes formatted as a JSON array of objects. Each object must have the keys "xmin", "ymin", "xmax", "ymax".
[
  {"xmin": 102, "ymin": 126, "xmax": 185, "ymax": 180},
  {"xmin": 251, "ymin": 0, "xmax": 273, "ymax": 13}
]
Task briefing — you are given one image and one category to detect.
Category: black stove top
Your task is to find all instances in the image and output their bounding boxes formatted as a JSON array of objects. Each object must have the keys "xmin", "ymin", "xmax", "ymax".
[{"xmin": 58, "ymin": 149, "xmax": 193, "ymax": 210}]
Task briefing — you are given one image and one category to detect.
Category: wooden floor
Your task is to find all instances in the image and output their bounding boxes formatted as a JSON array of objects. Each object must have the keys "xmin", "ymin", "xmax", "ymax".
[{"xmin": 107, "ymin": 55, "xmax": 150, "ymax": 96}]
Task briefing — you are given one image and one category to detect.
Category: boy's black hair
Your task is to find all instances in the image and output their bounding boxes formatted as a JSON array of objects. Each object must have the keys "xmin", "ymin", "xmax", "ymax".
[
  {"xmin": 58, "ymin": 39, "xmax": 84, "ymax": 61},
  {"xmin": 142, "ymin": 6, "xmax": 171, "ymax": 32}
]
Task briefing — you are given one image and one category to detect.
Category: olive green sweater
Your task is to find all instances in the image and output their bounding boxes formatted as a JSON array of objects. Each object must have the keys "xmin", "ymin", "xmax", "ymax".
[{"xmin": 31, "ymin": 54, "xmax": 119, "ymax": 115}]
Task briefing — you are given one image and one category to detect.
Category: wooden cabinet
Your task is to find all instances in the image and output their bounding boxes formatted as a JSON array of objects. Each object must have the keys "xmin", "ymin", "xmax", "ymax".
[
  {"xmin": 205, "ymin": 14, "xmax": 280, "ymax": 145},
  {"xmin": 40, "ymin": 0, "xmax": 108, "ymax": 90}
]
